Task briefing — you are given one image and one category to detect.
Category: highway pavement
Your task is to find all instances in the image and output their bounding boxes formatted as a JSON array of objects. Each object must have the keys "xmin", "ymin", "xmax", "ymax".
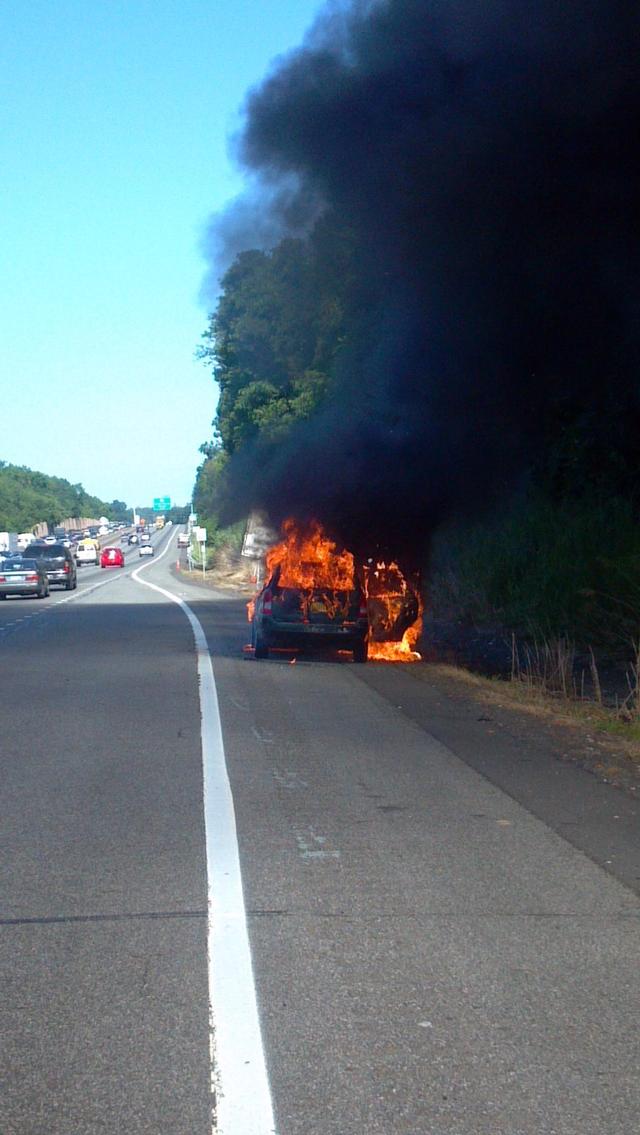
[{"xmin": 1, "ymin": 527, "xmax": 638, "ymax": 1134}]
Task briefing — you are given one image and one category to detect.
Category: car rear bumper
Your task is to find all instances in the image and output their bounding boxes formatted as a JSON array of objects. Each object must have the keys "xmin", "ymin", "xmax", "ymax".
[
  {"xmin": 258, "ymin": 617, "xmax": 368, "ymax": 649},
  {"xmin": 0, "ymin": 584, "xmax": 41, "ymax": 596}
]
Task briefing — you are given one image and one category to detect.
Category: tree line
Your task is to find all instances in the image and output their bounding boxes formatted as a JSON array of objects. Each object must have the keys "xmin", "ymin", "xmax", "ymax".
[{"xmin": 0, "ymin": 462, "xmax": 126, "ymax": 532}]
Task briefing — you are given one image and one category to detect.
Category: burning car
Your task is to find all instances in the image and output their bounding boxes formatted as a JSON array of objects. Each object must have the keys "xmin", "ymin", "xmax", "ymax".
[
  {"xmin": 249, "ymin": 518, "xmax": 423, "ymax": 663},
  {"xmin": 250, "ymin": 520, "xmax": 369, "ymax": 662}
]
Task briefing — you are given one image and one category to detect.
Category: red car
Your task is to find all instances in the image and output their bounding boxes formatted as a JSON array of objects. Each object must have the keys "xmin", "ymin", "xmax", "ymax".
[{"xmin": 100, "ymin": 546, "xmax": 125, "ymax": 569}]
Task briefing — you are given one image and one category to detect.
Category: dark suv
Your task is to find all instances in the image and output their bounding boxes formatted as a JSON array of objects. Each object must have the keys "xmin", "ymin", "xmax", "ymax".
[{"xmin": 24, "ymin": 543, "xmax": 77, "ymax": 590}]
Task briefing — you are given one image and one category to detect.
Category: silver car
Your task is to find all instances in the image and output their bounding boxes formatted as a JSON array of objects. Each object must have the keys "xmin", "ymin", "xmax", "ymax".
[{"xmin": 0, "ymin": 557, "xmax": 50, "ymax": 600}]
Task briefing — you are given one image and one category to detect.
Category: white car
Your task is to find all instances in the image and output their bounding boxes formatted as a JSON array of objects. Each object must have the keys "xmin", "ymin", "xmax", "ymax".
[{"xmin": 138, "ymin": 544, "xmax": 154, "ymax": 557}]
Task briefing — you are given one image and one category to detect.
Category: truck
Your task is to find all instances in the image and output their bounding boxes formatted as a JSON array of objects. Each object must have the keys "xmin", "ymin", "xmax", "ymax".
[{"xmin": 155, "ymin": 516, "xmax": 165, "ymax": 530}]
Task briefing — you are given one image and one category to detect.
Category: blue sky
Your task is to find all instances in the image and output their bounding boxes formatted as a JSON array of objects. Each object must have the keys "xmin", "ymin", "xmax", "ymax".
[{"xmin": 1, "ymin": 0, "xmax": 322, "ymax": 509}]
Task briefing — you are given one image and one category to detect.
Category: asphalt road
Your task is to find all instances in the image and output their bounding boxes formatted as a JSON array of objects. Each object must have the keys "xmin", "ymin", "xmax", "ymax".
[{"xmin": 1, "ymin": 528, "xmax": 638, "ymax": 1134}]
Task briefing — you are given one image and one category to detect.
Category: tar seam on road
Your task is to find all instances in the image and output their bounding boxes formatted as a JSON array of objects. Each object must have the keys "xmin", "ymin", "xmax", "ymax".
[
  {"xmin": 0, "ymin": 909, "xmax": 207, "ymax": 927},
  {"xmin": 132, "ymin": 537, "xmax": 278, "ymax": 1135}
]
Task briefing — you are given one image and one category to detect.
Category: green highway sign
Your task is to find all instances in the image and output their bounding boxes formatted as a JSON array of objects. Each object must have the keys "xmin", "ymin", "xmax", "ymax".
[{"xmin": 153, "ymin": 496, "xmax": 171, "ymax": 511}]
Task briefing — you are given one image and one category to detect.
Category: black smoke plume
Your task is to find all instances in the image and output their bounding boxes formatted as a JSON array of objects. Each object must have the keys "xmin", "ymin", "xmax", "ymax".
[{"xmin": 203, "ymin": 0, "xmax": 640, "ymax": 563}]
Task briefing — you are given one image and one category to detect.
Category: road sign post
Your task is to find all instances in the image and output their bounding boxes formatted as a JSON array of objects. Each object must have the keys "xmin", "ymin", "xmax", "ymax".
[{"xmin": 193, "ymin": 525, "xmax": 207, "ymax": 578}]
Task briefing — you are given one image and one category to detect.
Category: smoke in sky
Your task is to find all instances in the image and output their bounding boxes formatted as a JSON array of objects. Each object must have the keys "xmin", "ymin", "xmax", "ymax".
[{"xmin": 202, "ymin": 0, "xmax": 640, "ymax": 560}]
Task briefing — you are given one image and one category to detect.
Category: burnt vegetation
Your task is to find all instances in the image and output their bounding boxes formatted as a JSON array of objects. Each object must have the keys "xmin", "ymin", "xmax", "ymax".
[{"xmin": 196, "ymin": 0, "xmax": 640, "ymax": 650}]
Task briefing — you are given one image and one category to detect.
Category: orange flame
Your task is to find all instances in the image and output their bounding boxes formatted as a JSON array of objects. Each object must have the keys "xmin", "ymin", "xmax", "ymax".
[
  {"xmin": 363, "ymin": 560, "xmax": 423, "ymax": 662},
  {"xmin": 266, "ymin": 518, "xmax": 355, "ymax": 590},
  {"xmin": 367, "ymin": 618, "xmax": 423, "ymax": 662}
]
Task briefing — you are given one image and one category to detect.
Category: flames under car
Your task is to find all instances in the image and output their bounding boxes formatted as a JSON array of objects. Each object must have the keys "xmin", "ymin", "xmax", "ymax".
[{"xmin": 252, "ymin": 567, "xmax": 369, "ymax": 662}]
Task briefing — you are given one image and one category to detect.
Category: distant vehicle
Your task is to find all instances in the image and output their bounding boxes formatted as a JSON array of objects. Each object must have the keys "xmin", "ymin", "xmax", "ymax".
[
  {"xmin": 98, "ymin": 525, "xmax": 110, "ymax": 536},
  {"xmin": 251, "ymin": 566, "xmax": 369, "ymax": 662},
  {"xmin": 128, "ymin": 534, "xmax": 139, "ymax": 545},
  {"xmin": 138, "ymin": 543, "xmax": 154, "ymax": 557},
  {"xmin": 0, "ymin": 557, "xmax": 50, "ymax": 600},
  {"xmin": 16, "ymin": 533, "xmax": 35, "ymax": 550},
  {"xmin": 17, "ymin": 544, "xmax": 77, "ymax": 590},
  {"xmin": 177, "ymin": 533, "xmax": 189, "ymax": 548},
  {"xmin": 139, "ymin": 532, "xmax": 151, "ymax": 544},
  {"xmin": 0, "ymin": 532, "xmax": 13, "ymax": 553},
  {"xmin": 76, "ymin": 540, "xmax": 99, "ymax": 566},
  {"xmin": 100, "ymin": 546, "xmax": 124, "ymax": 569},
  {"xmin": 43, "ymin": 535, "xmax": 57, "ymax": 545},
  {"xmin": 155, "ymin": 516, "xmax": 165, "ymax": 529}
]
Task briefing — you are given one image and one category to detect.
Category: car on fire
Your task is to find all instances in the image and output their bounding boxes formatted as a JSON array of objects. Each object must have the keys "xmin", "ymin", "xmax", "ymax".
[
  {"xmin": 100, "ymin": 546, "xmax": 125, "ymax": 568},
  {"xmin": 0, "ymin": 557, "xmax": 50, "ymax": 600},
  {"xmin": 251, "ymin": 565, "xmax": 369, "ymax": 662}
]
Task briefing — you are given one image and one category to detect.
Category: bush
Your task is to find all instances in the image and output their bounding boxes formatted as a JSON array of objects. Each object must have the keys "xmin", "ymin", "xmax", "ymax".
[{"xmin": 429, "ymin": 490, "xmax": 640, "ymax": 649}]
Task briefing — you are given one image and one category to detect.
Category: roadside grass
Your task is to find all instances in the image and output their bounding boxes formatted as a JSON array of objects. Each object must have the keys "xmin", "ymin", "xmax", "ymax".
[
  {"xmin": 427, "ymin": 488, "xmax": 640, "ymax": 768},
  {"xmin": 178, "ymin": 519, "xmax": 254, "ymax": 590},
  {"xmin": 418, "ymin": 660, "xmax": 640, "ymax": 781}
]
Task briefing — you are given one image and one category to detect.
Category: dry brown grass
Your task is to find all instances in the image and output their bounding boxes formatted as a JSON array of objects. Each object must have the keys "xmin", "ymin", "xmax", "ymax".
[{"xmin": 414, "ymin": 659, "xmax": 640, "ymax": 783}]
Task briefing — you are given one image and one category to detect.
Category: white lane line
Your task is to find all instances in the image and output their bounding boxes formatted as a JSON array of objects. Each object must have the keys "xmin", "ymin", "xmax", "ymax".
[{"xmin": 133, "ymin": 543, "xmax": 277, "ymax": 1135}]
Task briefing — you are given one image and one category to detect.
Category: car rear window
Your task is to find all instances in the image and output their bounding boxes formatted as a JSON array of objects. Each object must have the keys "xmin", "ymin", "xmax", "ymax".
[
  {"xmin": 25, "ymin": 544, "xmax": 66, "ymax": 557},
  {"xmin": 6, "ymin": 559, "xmax": 38, "ymax": 570}
]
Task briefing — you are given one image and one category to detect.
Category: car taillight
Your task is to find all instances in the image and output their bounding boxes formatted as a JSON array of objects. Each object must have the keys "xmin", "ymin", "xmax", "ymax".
[
  {"xmin": 359, "ymin": 597, "xmax": 368, "ymax": 619},
  {"xmin": 262, "ymin": 589, "xmax": 273, "ymax": 616},
  {"xmin": 26, "ymin": 574, "xmax": 38, "ymax": 582},
  {"xmin": 63, "ymin": 562, "xmax": 70, "ymax": 572},
  {"xmin": 0, "ymin": 576, "xmax": 5, "ymax": 583}
]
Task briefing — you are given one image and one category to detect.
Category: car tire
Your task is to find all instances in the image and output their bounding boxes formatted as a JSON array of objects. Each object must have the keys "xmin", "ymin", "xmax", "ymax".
[
  {"xmin": 254, "ymin": 627, "xmax": 270, "ymax": 660},
  {"xmin": 352, "ymin": 640, "xmax": 368, "ymax": 663}
]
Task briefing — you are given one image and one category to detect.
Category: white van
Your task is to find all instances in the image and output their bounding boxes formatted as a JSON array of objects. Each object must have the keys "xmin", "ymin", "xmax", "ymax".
[
  {"xmin": 17, "ymin": 532, "xmax": 35, "ymax": 550},
  {"xmin": 76, "ymin": 539, "xmax": 99, "ymax": 566}
]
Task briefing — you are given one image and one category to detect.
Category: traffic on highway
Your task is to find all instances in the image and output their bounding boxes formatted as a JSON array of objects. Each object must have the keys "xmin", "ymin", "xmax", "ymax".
[{"xmin": 2, "ymin": 524, "xmax": 638, "ymax": 1135}]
